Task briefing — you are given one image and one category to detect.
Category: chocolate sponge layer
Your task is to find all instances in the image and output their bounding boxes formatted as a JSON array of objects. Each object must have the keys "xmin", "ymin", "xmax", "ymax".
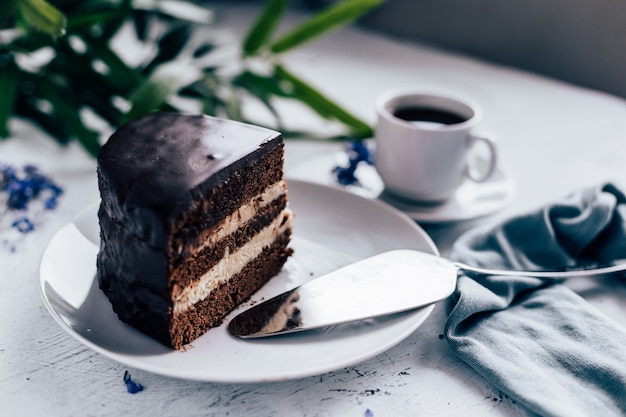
[{"xmin": 170, "ymin": 230, "xmax": 293, "ymax": 349}]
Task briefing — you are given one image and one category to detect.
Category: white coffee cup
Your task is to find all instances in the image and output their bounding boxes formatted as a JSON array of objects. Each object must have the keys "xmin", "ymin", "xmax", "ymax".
[{"xmin": 375, "ymin": 90, "xmax": 498, "ymax": 203}]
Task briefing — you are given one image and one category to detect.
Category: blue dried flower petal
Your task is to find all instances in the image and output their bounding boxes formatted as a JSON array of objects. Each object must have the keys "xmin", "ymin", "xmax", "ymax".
[
  {"xmin": 349, "ymin": 141, "xmax": 374, "ymax": 165},
  {"xmin": 23, "ymin": 165, "xmax": 39, "ymax": 175},
  {"xmin": 332, "ymin": 141, "xmax": 374, "ymax": 186},
  {"xmin": 333, "ymin": 162, "xmax": 359, "ymax": 186},
  {"xmin": 123, "ymin": 370, "xmax": 144, "ymax": 394},
  {"xmin": 46, "ymin": 182, "xmax": 63, "ymax": 197},
  {"xmin": 0, "ymin": 163, "xmax": 15, "ymax": 175},
  {"xmin": 25, "ymin": 174, "xmax": 47, "ymax": 197},
  {"xmin": 1, "ymin": 163, "xmax": 16, "ymax": 174},
  {"xmin": 7, "ymin": 182, "xmax": 32, "ymax": 210},
  {"xmin": 2, "ymin": 163, "xmax": 64, "ymax": 244},
  {"xmin": 44, "ymin": 197, "xmax": 58, "ymax": 210},
  {"xmin": 11, "ymin": 216, "xmax": 35, "ymax": 233},
  {"xmin": 1, "ymin": 163, "xmax": 63, "ymax": 211}
]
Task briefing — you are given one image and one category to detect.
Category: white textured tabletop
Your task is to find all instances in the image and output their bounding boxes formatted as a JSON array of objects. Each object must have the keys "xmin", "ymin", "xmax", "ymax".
[{"xmin": 2, "ymin": 5, "xmax": 626, "ymax": 417}]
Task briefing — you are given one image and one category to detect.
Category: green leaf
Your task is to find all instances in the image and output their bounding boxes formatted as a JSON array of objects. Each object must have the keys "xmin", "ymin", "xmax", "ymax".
[
  {"xmin": 15, "ymin": 97, "xmax": 71, "ymax": 144},
  {"xmin": 242, "ymin": 0, "xmax": 290, "ymax": 56},
  {"xmin": 270, "ymin": 0, "xmax": 385, "ymax": 54},
  {"xmin": 0, "ymin": 57, "xmax": 19, "ymax": 138},
  {"xmin": 61, "ymin": 0, "xmax": 128, "ymax": 31},
  {"xmin": 143, "ymin": 23, "xmax": 191, "ymax": 75},
  {"xmin": 35, "ymin": 76, "xmax": 101, "ymax": 157},
  {"xmin": 233, "ymin": 70, "xmax": 291, "ymax": 100},
  {"xmin": 83, "ymin": 34, "xmax": 142, "ymax": 92},
  {"xmin": 224, "ymin": 85, "xmax": 243, "ymax": 121},
  {"xmin": 0, "ymin": 0, "xmax": 19, "ymax": 27},
  {"xmin": 178, "ymin": 79, "xmax": 224, "ymax": 116},
  {"xmin": 18, "ymin": 0, "xmax": 68, "ymax": 38},
  {"xmin": 274, "ymin": 64, "xmax": 372, "ymax": 138},
  {"xmin": 192, "ymin": 43, "xmax": 214, "ymax": 58},
  {"xmin": 201, "ymin": 94, "xmax": 224, "ymax": 117},
  {"xmin": 232, "ymin": 72, "xmax": 284, "ymax": 126},
  {"xmin": 122, "ymin": 60, "xmax": 201, "ymax": 124},
  {"xmin": 66, "ymin": 9, "xmax": 126, "ymax": 31},
  {"xmin": 132, "ymin": 9, "xmax": 151, "ymax": 41}
]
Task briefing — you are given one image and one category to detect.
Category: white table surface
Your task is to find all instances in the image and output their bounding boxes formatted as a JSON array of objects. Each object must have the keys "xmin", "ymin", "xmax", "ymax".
[{"xmin": 2, "ymin": 5, "xmax": 626, "ymax": 417}]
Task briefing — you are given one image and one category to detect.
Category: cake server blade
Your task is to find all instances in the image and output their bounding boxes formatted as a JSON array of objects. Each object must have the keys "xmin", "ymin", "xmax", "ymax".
[
  {"xmin": 228, "ymin": 247, "xmax": 626, "ymax": 338},
  {"xmin": 228, "ymin": 249, "xmax": 458, "ymax": 338}
]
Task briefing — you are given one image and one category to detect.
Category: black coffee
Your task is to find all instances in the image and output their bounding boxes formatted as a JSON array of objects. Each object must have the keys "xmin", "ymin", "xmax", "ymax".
[{"xmin": 393, "ymin": 106, "xmax": 467, "ymax": 125}]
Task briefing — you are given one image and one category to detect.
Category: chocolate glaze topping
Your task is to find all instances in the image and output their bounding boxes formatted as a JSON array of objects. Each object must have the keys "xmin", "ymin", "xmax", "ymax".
[{"xmin": 97, "ymin": 112, "xmax": 281, "ymax": 249}]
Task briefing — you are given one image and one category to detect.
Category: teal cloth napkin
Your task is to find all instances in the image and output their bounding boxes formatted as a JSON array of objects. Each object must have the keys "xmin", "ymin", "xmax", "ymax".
[{"xmin": 445, "ymin": 183, "xmax": 626, "ymax": 417}]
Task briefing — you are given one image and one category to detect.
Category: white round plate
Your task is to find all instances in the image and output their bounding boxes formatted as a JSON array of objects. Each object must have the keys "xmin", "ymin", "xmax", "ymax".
[
  {"xmin": 287, "ymin": 148, "xmax": 515, "ymax": 223},
  {"xmin": 39, "ymin": 179, "xmax": 438, "ymax": 383}
]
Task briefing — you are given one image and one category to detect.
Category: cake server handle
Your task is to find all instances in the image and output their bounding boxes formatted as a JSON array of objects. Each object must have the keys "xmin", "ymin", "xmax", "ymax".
[{"xmin": 454, "ymin": 260, "xmax": 626, "ymax": 279}]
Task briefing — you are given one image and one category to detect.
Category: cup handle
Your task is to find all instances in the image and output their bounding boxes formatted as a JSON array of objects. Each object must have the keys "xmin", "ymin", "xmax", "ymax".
[{"xmin": 467, "ymin": 131, "xmax": 498, "ymax": 182}]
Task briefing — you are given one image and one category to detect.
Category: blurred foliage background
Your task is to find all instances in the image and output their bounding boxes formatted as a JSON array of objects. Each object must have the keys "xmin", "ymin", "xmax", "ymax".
[{"xmin": 0, "ymin": 0, "xmax": 384, "ymax": 157}]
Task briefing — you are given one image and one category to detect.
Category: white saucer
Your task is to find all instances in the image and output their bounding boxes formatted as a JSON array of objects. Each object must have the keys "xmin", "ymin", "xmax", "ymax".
[
  {"xmin": 287, "ymin": 150, "xmax": 515, "ymax": 223},
  {"xmin": 376, "ymin": 165, "xmax": 516, "ymax": 223}
]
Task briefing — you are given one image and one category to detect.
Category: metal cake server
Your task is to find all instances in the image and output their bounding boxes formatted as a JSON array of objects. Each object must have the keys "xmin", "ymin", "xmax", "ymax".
[{"xmin": 228, "ymin": 249, "xmax": 626, "ymax": 338}]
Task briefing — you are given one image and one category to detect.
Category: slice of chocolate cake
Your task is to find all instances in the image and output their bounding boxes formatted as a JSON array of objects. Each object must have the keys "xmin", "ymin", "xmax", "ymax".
[{"xmin": 96, "ymin": 112, "xmax": 293, "ymax": 349}]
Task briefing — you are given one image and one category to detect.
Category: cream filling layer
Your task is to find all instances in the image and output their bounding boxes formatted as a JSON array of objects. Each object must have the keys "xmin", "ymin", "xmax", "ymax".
[
  {"xmin": 190, "ymin": 180, "xmax": 288, "ymax": 256},
  {"xmin": 173, "ymin": 208, "xmax": 294, "ymax": 314}
]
